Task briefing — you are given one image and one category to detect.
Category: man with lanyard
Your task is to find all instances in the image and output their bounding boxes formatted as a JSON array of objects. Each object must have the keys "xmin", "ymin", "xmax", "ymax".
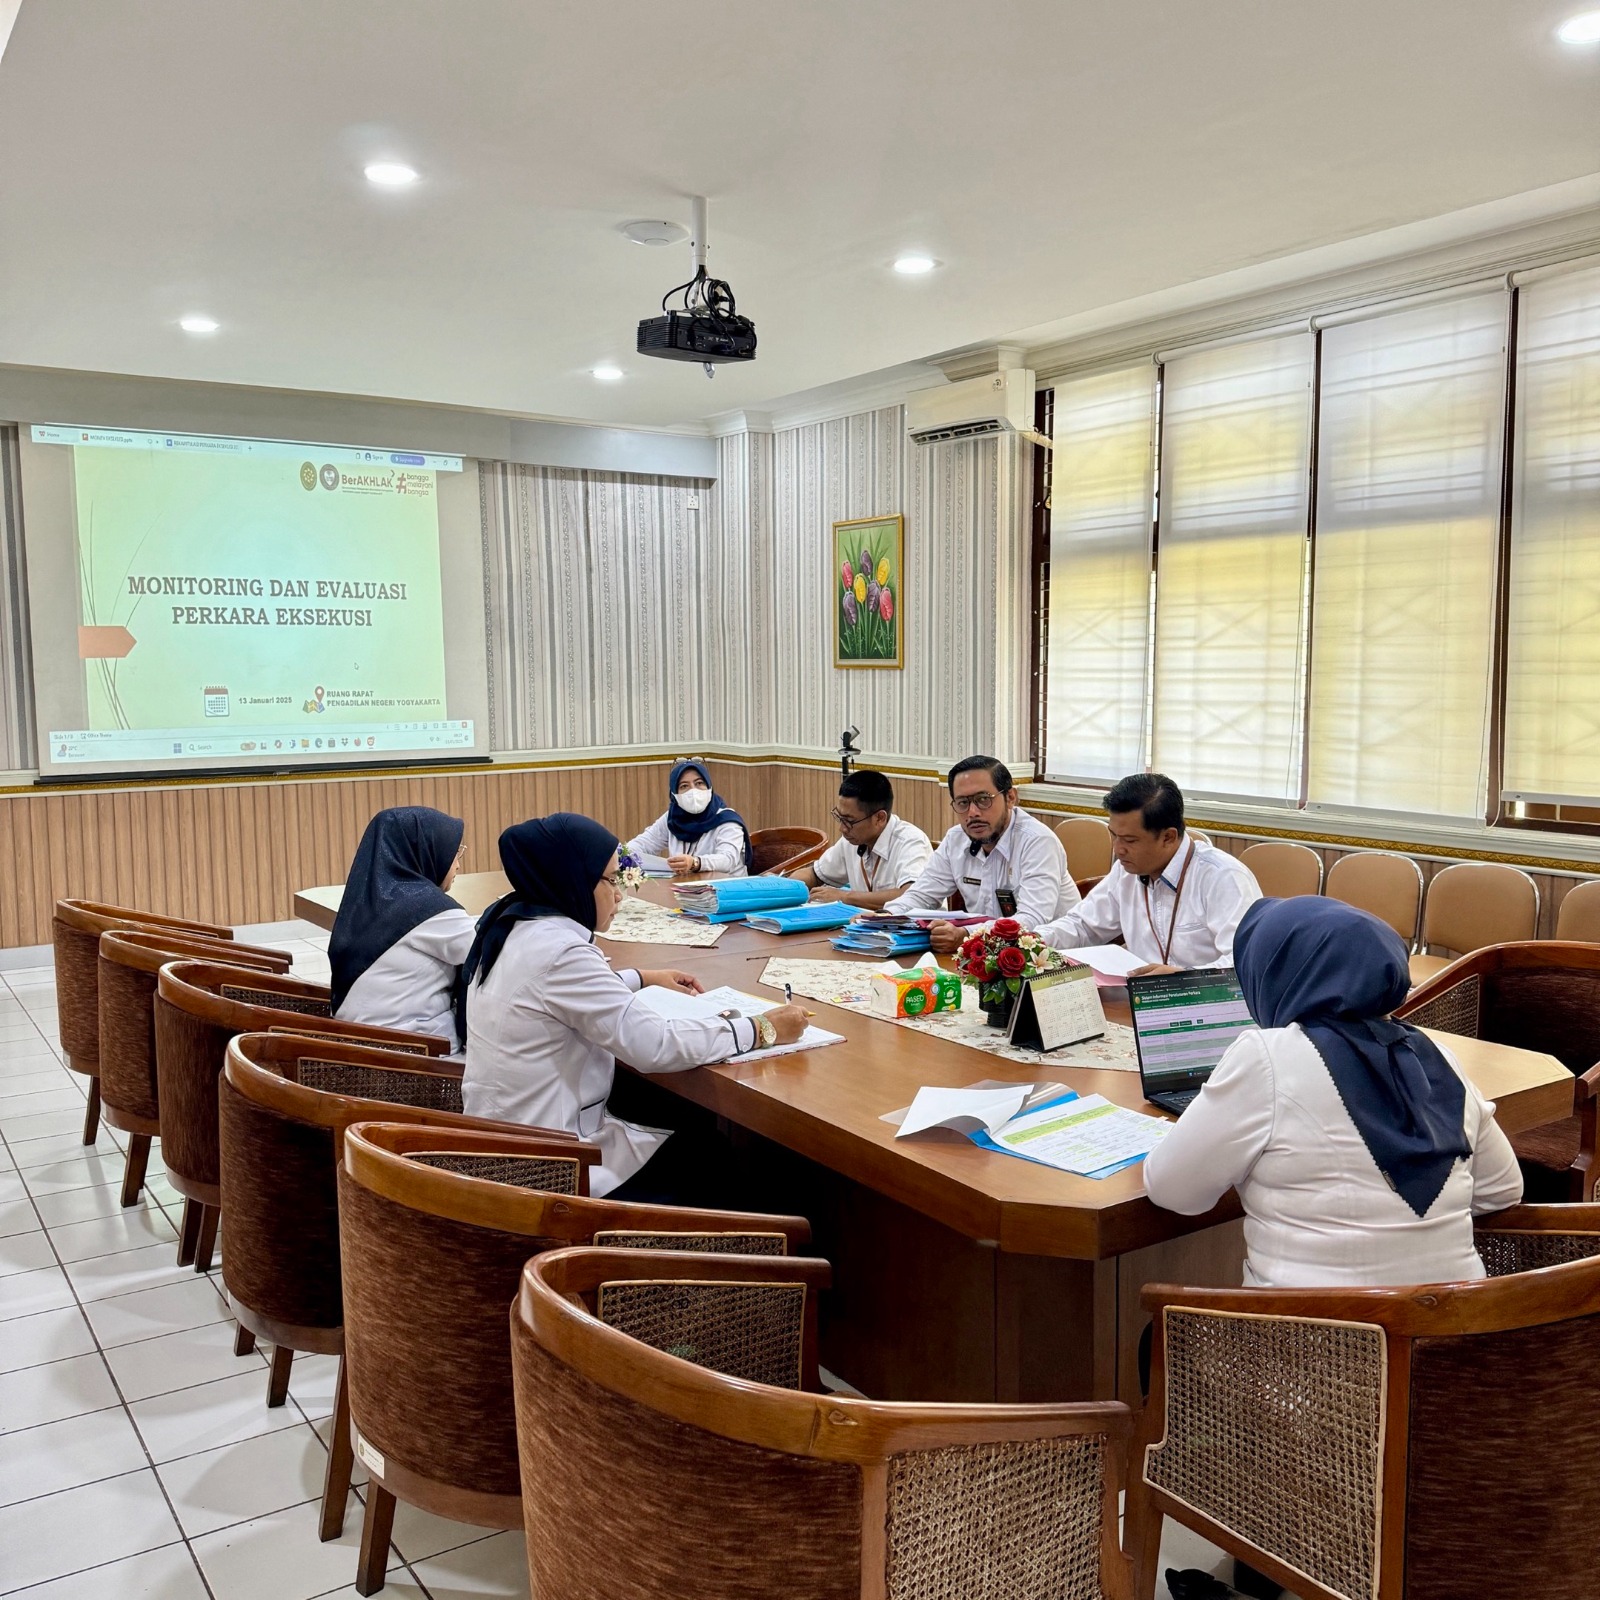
[
  {"xmin": 791, "ymin": 768, "xmax": 934, "ymax": 911},
  {"xmin": 1036, "ymin": 772, "xmax": 1261, "ymax": 974},
  {"xmin": 885, "ymin": 754, "xmax": 1078, "ymax": 955}
]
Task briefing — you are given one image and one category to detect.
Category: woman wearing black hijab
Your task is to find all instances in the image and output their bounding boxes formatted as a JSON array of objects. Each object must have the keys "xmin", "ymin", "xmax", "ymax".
[
  {"xmin": 458, "ymin": 813, "xmax": 807, "ymax": 1199},
  {"xmin": 330, "ymin": 806, "xmax": 472, "ymax": 1048},
  {"xmin": 624, "ymin": 758, "xmax": 752, "ymax": 876},
  {"xmin": 1143, "ymin": 895, "xmax": 1522, "ymax": 1288}
]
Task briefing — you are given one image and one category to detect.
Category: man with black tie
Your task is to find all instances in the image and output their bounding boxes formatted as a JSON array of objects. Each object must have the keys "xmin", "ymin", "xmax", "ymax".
[{"xmin": 884, "ymin": 755, "xmax": 1079, "ymax": 955}]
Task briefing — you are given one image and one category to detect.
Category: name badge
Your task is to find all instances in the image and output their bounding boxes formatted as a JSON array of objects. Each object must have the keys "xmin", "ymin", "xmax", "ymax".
[{"xmin": 961, "ymin": 875, "xmax": 982, "ymax": 886}]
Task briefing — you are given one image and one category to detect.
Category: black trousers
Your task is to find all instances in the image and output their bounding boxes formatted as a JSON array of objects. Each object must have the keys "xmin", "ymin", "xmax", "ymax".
[{"xmin": 605, "ymin": 1070, "xmax": 765, "ymax": 1212}]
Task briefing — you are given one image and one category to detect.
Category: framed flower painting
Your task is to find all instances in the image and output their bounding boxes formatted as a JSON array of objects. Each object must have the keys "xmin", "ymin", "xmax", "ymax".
[{"xmin": 833, "ymin": 514, "xmax": 904, "ymax": 669}]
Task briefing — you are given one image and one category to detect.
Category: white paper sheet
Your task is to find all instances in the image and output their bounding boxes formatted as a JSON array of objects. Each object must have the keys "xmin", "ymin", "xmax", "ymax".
[
  {"xmin": 895, "ymin": 1083, "xmax": 1033, "ymax": 1140},
  {"xmin": 988, "ymin": 1093, "xmax": 1169, "ymax": 1175},
  {"xmin": 1055, "ymin": 944, "xmax": 1144, "ymax": 978},
  {"xmin": 632, "ymin": 984, "xmax": 846, "ymax": 1061}
]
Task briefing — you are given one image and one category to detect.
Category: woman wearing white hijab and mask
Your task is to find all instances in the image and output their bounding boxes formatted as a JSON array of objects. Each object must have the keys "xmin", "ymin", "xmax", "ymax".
[{"xmin": 625, "ymin": 758, "xmax": 751, "ymax": 877}]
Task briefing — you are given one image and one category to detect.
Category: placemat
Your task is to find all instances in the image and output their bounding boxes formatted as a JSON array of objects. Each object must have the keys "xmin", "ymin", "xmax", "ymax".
[{"xmin": 604, "ymin": 895, "xmax": 726, "ymax": 947}]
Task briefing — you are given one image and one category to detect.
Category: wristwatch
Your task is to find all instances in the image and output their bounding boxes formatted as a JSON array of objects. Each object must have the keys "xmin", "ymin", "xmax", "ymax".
[{"xmin": 753, "ymin": 1013, "xmax": 778, "ymax": 1049}]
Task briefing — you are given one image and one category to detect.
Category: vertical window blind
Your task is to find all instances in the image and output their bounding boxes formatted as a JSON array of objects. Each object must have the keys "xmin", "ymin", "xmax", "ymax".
[
  {"xmin": 1043, "ymin": 365, "xmax": 1156, "ymax": 781},
  {"xmin": 1152, "ymin": 333, "xmax": 1314, "ymax": 800},
  {"xmin": 1306, "ymin": 294, "xmax": 1506, "ymax": 818},
  {"xmin": 1504, "ymin": 262, "xmax": 1600, "ymax": 803}
]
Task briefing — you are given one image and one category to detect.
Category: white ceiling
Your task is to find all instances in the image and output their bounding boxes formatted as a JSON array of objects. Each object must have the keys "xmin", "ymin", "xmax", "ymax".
[{"xmin": 1, "ymin": 0, "xmax": 1597, "ymax": 431}]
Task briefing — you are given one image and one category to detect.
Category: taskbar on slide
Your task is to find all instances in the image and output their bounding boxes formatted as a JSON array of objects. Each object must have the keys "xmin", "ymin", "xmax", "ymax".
[{"xmin": 46, "ymin": 721, "xmax": 475, "ymax": 764}]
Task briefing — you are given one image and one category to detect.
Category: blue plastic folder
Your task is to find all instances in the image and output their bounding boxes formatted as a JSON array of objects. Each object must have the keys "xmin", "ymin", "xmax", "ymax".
[
  {"xmin": 967, "ymin": 1091, "xmax": 1148, "ymax": 1180},
  {"xmin": 677, "ymin": 876, "xmax": 810, "ymax": 923},
  {"xmin": 744, "ymin": 902, "xmax": 861, "ymax": 935},
  {"xmin": 830, "ymin": 925, "xmax": 932, "ymax": 956}
]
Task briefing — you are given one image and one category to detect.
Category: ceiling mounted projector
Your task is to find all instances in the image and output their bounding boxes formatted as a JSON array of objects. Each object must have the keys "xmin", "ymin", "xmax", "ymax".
[{"xmin": 636, "ymin": 196, "xmax": 756, "ymax": 378}]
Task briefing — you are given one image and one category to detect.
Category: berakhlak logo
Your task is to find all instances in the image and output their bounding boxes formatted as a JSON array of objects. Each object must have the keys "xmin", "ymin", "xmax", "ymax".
[
  {"xmin": 299, "ymin": 462, "xmax": 317, "ymax": 491},
  {"xmin": 319, "ymin": 464, "xmax": 339, "ymax": 491}
]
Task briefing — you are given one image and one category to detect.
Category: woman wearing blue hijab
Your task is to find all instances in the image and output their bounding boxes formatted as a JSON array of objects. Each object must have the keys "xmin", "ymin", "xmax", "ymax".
[
  {"xmin": 625, "ymin": 759, "xmax": 751, "ymax": 876},
  {"xmin": 1143, "ymin": 896, "xmax": 1522, "ymax": 1288},
  {"xmin": 330, "ymin": 806, "xmax": 471, "ymax": 1049},
  {"xmin": 459, "ymin": 813, "xmax": 806, "ymax": 1198}
]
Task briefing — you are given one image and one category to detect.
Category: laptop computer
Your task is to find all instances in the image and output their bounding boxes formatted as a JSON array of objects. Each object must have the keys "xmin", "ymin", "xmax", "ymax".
[{"xmin": 1127, "ymin": 968, "xmax": 1255, "ymax": 1115}]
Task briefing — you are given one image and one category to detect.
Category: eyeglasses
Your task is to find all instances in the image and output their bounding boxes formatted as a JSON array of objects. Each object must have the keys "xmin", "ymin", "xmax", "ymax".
[
  {"xmin": 829, "ymin": 809, "xmax": 873, "ymax": 830},
  {"xmin": 951, "ymin": 792, "xmax": 1001, "ymax": 814},
  {"xmin": 601, "ymin": 873, "xmax": 624, "ymax": 888}
]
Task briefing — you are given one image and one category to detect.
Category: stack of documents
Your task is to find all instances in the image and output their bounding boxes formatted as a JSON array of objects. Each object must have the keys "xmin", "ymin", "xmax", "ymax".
[
  {"xmin": 830, "ymin": 908, "xmax": 988, "ymax": 957},
  {"xmin": 636, "ymin": 854, "xmax": 675, "ymax": 878},
  {"xmin": 744, "ymin": 902, "xmax": 861, "ymax": 935},
  {"xmin": 673, "ymin": 877, "xmax": 809, "ymax": 923},
  {"xmin": 894, "ymin": 1081, "xmax": 1169, "ymax": 1178}
]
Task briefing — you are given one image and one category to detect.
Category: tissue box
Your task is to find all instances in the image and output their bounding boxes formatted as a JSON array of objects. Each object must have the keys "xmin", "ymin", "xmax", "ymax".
[{"xmin": 870, "ymin": 966, "xmax": 963, "ymax": 1019}]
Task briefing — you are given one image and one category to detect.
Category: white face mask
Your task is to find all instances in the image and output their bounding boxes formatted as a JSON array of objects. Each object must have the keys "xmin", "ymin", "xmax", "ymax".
[{"xmin": 676, "ymin": 787, "xmax": 714, "ymax": 815}]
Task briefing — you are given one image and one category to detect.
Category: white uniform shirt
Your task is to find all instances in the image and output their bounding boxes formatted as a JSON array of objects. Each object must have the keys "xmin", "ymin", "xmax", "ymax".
[
  {"xmin": 1143, "ymin": 1023, "xmax": 1523, "ymax": 1288},
  {"xmin": 884, "ymin": 807, "xmax": 1080, "ymax": 927},
  {"xmin": 460, "ymin": 916, "xmax": 758, "ymax": 1196},
  {"xmin": 625, "ymin": 813, "xmax": 748, "ymax": 876},
  {"xmin": 1037, "ymin": 835, "xmax": 1261, "ymax": 968},
  {"xmin": 333, "ymin": 907, "xmax": 475, "ymax": 1048},
  {"xmin": 811, "ymin": 814, "xmax": 934, "ymax": 896}
]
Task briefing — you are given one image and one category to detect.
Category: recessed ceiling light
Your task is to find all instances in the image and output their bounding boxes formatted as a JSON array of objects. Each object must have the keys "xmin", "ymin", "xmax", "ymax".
[
  {"xmin": 593, "ymin": 365, "xmax": 624, "ymax": 381},
  {"xmin": 179, "ymin": 314, "xmax": 218, "ymax": 334},
  {"xmin": 1557, "ymin": 8, "xmax": 1600, "ymax": 41},
  {"xmin": 364, "ymin": 161, "xmax": 419, "ymax": 187},
  {"xmin": 893, "ymin": 255, "xmax": 938, "ymax": 275},
  {"xmin": 619, "ymin": 220, "xmax": 689, "ymax": 247}
]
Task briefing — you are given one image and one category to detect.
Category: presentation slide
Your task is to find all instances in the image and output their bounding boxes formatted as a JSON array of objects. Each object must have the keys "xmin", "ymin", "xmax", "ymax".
[{"xmin": 21, "ymin": 425, "xmax": 490, "ymax": 780}]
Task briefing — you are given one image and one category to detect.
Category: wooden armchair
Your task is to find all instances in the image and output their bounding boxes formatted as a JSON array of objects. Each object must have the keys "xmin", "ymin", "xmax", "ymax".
[
  {"xmin": 748, "ymin": 826, "xmax": 828, "ymax": 875},
  {"xmin": 336, "ymin": 1120, "xmax": 814, "ymax": 1595},
  {"xmin": 1126, "ymin": 1206, "xmax": 1600, "ymax": 1600},
  {"xmin": 53, "ymin": 898, "xmax": 235, "ymax": 1143},
  {"xmin": 154, "ymin": 960, "xmax": 450, "ymax": 1272},
  {"xmin": 513, "ymin": 1245, "xmax": 1133, "ymax": 1600},
  {"xmin": 98, "ymin": 929, "xmax": 291, "ymax": 1207},
  {"xmin": 1398, "ymin": 941, "xmax": 1600, "ymax": 1200}
]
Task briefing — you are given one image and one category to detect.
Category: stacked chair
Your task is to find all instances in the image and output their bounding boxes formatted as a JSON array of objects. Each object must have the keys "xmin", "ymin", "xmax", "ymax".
[
  {"xmin": 98, "ymin": 927, "xmax": 291, "ymax": 1206},
  {"xmin": 1124, "ymin": 1205, "xmax": 1600, "ymax": 1600},
  {"xmin": 52, "ymin": 897, "xmax": 240, "ymax": 1143},
  {"xmin": 511, "ymin": 1245, "xmax": 1134, "ymax": 1600},
  {"xmin": 335, "ymin": 1121, "xmax": 813, "ymax": 1594},
  {"xmin": 155, "ymin": 959, "xmax": 450, "ymax": 1271}
]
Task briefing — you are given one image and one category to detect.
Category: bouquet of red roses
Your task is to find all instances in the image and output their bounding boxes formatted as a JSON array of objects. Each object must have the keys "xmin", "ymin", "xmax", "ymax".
[{"xmin": 957, "ymin": 918, "xmax": 1070, "ymax": 1016}]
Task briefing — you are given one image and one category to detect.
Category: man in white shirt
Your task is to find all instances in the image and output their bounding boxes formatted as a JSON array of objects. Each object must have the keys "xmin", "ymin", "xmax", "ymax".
[
  {"xmin": 885, "ymin": 755, "xmax": 1079, "ymax": 954},
  {"xmin": 1036, "ymin": 772, "xmax": 1261, "ymax": 974},
  {"xmin": 792, "ymin": 769, "xmax": 934, "ymax": 911}
]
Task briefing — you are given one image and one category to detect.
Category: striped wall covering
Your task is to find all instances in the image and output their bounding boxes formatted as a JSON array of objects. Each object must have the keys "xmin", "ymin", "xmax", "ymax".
[{"xmin": 0, "ymin": 426, "xmax": 36, "ymax": 771}]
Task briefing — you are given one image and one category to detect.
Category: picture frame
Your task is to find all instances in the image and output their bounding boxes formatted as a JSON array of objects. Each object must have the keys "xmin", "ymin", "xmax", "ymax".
[{"xmin": 833, "ymin": 513, "xmax": 904, "ymax": 670}]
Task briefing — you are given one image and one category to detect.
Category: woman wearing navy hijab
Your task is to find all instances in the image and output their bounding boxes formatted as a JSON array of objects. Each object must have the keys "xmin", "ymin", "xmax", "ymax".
[
  {"xmin": 330, "ymin": 806, "xmax": 472, "ymax": 1049},
  {"xmin": 1143, "ymin": 896, "xmax": 1521, "ymax": 1288},
  {"xmin": 459, "ymin": 813, "xmax": 806, "ymax": 1199},
  {"xmin": 625, "ymin": 758, "xmax": 751, "ymax": 877}
]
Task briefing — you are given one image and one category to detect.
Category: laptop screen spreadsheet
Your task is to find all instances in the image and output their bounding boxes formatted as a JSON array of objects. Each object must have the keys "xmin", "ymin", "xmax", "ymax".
[{"xmin": 1130, "ymin": 971, "xmax": 1255, "ymax": 1081}]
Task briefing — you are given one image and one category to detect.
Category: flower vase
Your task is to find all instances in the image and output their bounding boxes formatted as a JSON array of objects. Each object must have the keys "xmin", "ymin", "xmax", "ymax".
[{"xmin": 978, "ymin": 982, "xmax": 1015, "ymax": 1029}]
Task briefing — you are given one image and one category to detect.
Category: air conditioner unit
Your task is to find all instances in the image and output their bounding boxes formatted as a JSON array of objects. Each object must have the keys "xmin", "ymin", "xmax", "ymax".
[{"xmin": 906, "ymin": 369, "xmax": 1042, "ymax": 447}]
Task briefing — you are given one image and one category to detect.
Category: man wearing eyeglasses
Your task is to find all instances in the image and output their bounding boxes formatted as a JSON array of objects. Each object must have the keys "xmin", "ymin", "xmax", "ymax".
[
  {"xmin": 792, "ymin": 769, "xmax": 934, "ymax": 911},
  {"xmin": 884, "ymin": 755, "xmax": 1079, "ymax": 954}
]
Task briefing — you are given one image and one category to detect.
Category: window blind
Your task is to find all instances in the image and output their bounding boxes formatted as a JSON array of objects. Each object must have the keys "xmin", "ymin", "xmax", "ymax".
[
  {"xmin": 1042, "ymin": 365, "xmax": 1157, "ymax": 781},
  {"xmin": 1503, "ymin": 261, "xmax": 1600, "ymax": 803},
  {"xmin": 1151, "ymin": 333, "xmax": 1313, "ymax": 800},
  {"xmin": 1307, "ymin": 294, "xmax": 1506, "ymax": 818}
]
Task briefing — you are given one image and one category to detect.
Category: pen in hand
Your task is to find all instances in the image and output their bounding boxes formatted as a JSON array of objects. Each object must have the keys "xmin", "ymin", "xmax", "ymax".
[{"xmin": 784, "ymin": 983, "xmax": 793, "ymax": 1004}]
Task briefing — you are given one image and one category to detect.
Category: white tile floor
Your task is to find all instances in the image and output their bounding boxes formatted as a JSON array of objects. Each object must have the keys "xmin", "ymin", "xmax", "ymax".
[
  {"xmin": 0, "ymin": 924, "xmax": 528, "ymax": 1600},
  {"xmin": 0, "ymin": 918, "xmax": 1255, "ymax": 1600}
]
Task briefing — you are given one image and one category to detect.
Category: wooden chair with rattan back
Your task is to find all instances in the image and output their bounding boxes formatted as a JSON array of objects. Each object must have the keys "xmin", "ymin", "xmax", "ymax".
[
  {"xmin": 1054, "ymin": 816, "xmax": 1114, "ymax": 887},
  {"xmin": 747, "ymin": 826, "xmax": 828, "ymax": 875},
  {"xmin": 99, "ymin": 929, "xmax": 290, "ymax": 1207},
  {"xmin": 336, "ymin": 1120, "xmax": 814, "ymax": 1595},
  {"xmin": 1556, "ymin": 879, "xmax": 1600, "ymax": 944},
  {"xmin": 512, "ymin": 1245, "xmax": 1135, "ymax": 1600},
  {"xmin": 1397, "ymin": 941, "xmax": 1600, "ymax": 1200},
  {"xmin": 1324, "ymin": 850, "xmax": 1425, "ymax": 946},
  {"xmin": 154, "ymin": 959, "xmax": 450, "ymax": 1273},
  {"xmin": 1237, "ymin": 840, "xmax": 1324, "ymax": 899},
  {"xmin": 1125, "ymin": 1205, "xmax": 1600, "ymax": 1600},
  {"xmin": 53, "ymin": 898, "xmax": 236, "ymax": 1144},
  {"xmin": 1409, "ymin": 860, "xmax": 1539, "ymax": 986},
  {"xmin": 221, "ymin": 1037, "xmax": 591, "ymax": 1542}
]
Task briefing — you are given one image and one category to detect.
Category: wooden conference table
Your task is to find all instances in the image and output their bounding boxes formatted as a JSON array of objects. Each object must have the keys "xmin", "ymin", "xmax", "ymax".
[{"xmin": 293, "ymin": 872, "xmax": 1574, "ymax": 1405}]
